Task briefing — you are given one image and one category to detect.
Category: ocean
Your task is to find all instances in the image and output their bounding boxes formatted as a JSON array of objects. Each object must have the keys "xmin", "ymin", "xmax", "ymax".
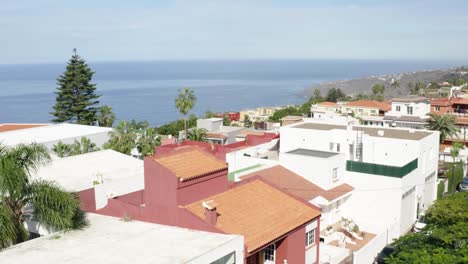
[{"xmin": 0, "ymin": 59, "xmax": 460, "ymax": 126}]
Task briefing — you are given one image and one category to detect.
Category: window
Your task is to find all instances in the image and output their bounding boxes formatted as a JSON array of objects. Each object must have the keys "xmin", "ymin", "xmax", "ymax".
[
  {"xmin": 306, "ymin": 229, "xmax": 316, "ymax": 246},
  {"xmin": 329, "ymin": 142, "xmax": 334, "ymax": 151},
  {"xmin": 396, "ymin": 105, "xmax": 401, "ymax": 111},
  {"xmin": 332, "ymin": 168, "xmax": 339, "ymax": 181},
  {"xmin": 264, "ymin": 244, "xmax": 275, "ymax": 262},
  {"xmin": 336, "ymin": 143, "xmax": 341, "ymax": 152},
  {"xmin": 435, "ymin": 106, "xmax": 440, "ymax": 112},
  {"xmin": 407, "ymin": 106, "xmax": 413, "ymax": 115}
]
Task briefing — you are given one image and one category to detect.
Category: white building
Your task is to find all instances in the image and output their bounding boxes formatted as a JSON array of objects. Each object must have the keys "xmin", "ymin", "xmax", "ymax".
[
  {"xmin": 196, "ymin": 118, "xmax": 245, "ymax": 145},
  {"xmin": 32, "ymin": 149, "xmax": 143, "ymax": 210},
  {"xmin": 280, "ymin": 121, "xmax": 439, "ymax": 240},
  {"xmin": 0, "ymin": 123, "xmax": 112, "ymax": 151},
  {"xmin": 27, "ymin": 150, "xmax": 143, "ymax": 236},
  {"xmin": 384, "ymin": 97, "xmax": 431, "ymax": 129},
  {"xmin": 0, "ymin": 213, "xmax": 244, "ymax": 264}
]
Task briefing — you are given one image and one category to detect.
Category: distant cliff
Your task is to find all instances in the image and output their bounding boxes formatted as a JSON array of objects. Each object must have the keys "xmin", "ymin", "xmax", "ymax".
[{"xmin": 300, "ymin": 66, "xmax": 468, "ymax": 98}]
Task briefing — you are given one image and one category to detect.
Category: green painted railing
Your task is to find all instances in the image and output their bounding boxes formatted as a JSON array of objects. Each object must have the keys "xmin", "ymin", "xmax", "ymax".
[
  {"xmin": 346, "ymin": 158, "xmax": 418, "ymax": 178},
  {"xmin": 227, "ymin": 164, "xmax": 263, "ymax": 181}
]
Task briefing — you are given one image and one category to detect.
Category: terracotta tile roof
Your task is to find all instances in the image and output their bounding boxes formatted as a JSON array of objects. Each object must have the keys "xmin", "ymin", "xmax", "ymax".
[
  {"xmin": 152, "ymin": 147, "xmax": 227, "ymax": 181},
  {"xmin": 240, "ymin": 165, "xmax": 354, "ymax": 201},
  {"xmin": 206, "ymin": 132, "xmax": 228, "ymax": 139},
  {"xmin": 0, "ymin": 124, "xmax": 48, "ymax": 133},
  {"xmin": 185, "ymin": 179, "xmax": 320, "ymax": 253},
  {"xmin": 452, "ymin": 98, "xmax": 468, "ymax": 105},
  {"xmin": 430, "ymin": 98, "xmax": 452, "ymax": 107},
  {"xmin": 344, "ymin": 100, "xmax": 391, "ymax": 111},
  {"xmin": 318, "ymin": 102, "xmax": 337, "ymax": 107}
]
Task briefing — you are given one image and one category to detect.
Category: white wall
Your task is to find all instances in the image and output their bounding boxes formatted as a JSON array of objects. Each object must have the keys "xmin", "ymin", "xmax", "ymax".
[
  {"xmin": 305, "ymin": 220, "xmax": 318, "ymax": 264},
  {"xmin": 388, "ymin": 101, "xmax": 430, "ymax": 117},
  {"xmin": 340, "ymin": 171, "xmax": 402, "ymax": 239},
  {"xmin": 189, "ymin": 235, "xmax": 244, "ymax": 264},
  {"xmin": 279, "ymin": 152, "xmax": 345, "ymax": 190}
]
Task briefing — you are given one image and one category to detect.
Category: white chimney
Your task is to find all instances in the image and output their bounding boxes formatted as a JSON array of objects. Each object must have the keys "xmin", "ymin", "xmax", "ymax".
[{"xmin": 377, "ymin": 130, "xmax": 385, "ymax": 136}]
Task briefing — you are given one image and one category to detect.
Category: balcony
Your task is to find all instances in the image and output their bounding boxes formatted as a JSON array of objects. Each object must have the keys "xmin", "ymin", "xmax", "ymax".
[{"xmin": 346, "ymin": 158, "xmax": 418, "ymax": 178}]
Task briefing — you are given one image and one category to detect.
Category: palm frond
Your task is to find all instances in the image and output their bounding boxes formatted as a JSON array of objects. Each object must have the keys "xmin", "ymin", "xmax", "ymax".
[{"xmin": 30, "ymin": 180, "xmax": 83, "ymax": 230}]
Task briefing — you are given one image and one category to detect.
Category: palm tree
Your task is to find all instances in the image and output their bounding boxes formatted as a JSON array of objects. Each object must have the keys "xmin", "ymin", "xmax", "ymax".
[
  {"xmin": 136, "ymin": 127, "xmax": 161, "ymax": 157},
  {"xmin": 52, "ymin": 141, "xmax": 73, "ymax": 158},
  {"xmin": 104, "ymin": 121, "xmax": 137, "ymax": 155},
  {"xmin": 187, "ymin": 128, "xmax": 208, "ymax": 142},
  {"xmin": 427, "ymin": 114, "xmax": 459, "ymax": 143},
  {"xmin": 97, "ymin": 106, "xmax": 116, "ymax": 127},
  {"xmin": 0, "ymin": 143, "xmax": 86, "ymax": 249},
  {"xmin": 175, "ymin": 88, "xmax": 196, "ymax": 139}
]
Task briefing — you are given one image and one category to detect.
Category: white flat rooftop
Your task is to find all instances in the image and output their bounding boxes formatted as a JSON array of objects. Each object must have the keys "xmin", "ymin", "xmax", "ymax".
[
  {"xmin": 0, "ymin": 123, "xmax": 112, "ymax": 146},
  {"xmin": 32, "ymin": 149, "xmax": 143, "ymax": 192},
  {"xmin": 0, "ymin": 214, "xmax": 243, "ymax": 264}
]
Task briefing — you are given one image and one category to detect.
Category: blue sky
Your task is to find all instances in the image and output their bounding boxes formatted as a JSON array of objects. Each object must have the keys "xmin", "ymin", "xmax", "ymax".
[{"xmin": 1, "ymin": 0, "xmax": 468, "ymax": 63}]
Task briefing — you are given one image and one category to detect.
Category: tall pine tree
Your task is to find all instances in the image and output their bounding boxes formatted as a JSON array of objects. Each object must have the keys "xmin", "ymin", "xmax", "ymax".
[{"xmin": 51, "ymin": 49, "xmax": 100, "ymax": 125}]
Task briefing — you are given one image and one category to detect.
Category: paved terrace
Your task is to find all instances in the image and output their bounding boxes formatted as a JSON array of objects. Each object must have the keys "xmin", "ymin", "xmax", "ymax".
[{"xmin": 292, "ymin": 122, "xmax": 432, "ymax": 141}]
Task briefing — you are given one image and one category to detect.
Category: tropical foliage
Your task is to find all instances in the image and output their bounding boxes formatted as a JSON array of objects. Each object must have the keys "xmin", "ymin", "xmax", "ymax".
[
  {"xmin": 136, "ymin": 127, "xmax": 161, "ymax": 157},
  {"xmin": 175, "ymin": 88, "xmax": 196, "ymax": 139},
  {"xmin": 97, "ymin": 106, "xmax": 116, "ymax": 127},
  {"xmin": 371, "ymin": 83, "xmax": 386, "ymax": 101},
  {"xmin": 0, "ymin": 143, "xmax": 86, "ymax": 249},
  {"xmin": 187, "ymin": 128, "xmax": 208, "ymax": 141},
  {"xmin": 427, "ymin": 114, "xmax": 459, "ymax": 143},
  {"xmin": 52, "ymin": 137, "xmax": 100, "ymax": 158},
  {"xmin": 104, "ymin": 121, "xmax": 138, "ymax": 155},
  {"xmin": 157, "ymin": 114, "xmax": 198, "ymax": 136},
  {"xmin": 385, "ymin": 192, "xmax": 468, "ymax": 264},
  {"xmin": 104, "ymin": 120, "xmax": 160, "ymax": 158}
]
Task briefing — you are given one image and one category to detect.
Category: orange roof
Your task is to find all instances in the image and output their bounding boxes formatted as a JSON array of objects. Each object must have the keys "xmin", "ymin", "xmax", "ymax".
[
  {"xmin": 344, "ymin": 100, "xmax": 391, "ymax": 111},
  {"xmin": 0, "ymin": 123, "xmax": 48, "ymax": 133},
  {"xmin": 185, "ymin": 179, "xmax": 320, "ymax": 253},
  {"xmin": 430, "ymin": 98, "xmax": 452, "ymax": 107},
  {"xmin": 206, "ymin": 132, "xmax": 228, "ymax": 139},
  {"xmin": 452, "ymin": 98, "xmax": 468, "ymax": 105},
  {"xmin": 152, "ymin": 147, "xmax": 227, "ymax": 181},
  {"xmin": 318, "ymin": 102, "xmax": 337, "ymax": 107},
  {"xmin": 240, "ymin": 165, "xmax": 354, "ymax": 201}
]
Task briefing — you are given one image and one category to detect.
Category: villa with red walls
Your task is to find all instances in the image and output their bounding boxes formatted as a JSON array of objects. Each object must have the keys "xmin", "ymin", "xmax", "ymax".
[{"xmin": 80, "ymin": 145, "xmax": 321, "ymax": 264}]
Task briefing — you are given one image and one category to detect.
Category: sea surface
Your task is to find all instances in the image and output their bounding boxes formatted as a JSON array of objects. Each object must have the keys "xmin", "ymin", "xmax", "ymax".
[{"xmin": 0, "ymin": 60, "xmax": 461, "ymax": 126}]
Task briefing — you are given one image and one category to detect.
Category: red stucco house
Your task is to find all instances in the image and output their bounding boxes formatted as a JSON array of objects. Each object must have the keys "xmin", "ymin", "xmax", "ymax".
[{"xmin": 85, "ymin": 146, "xmax": 321, "ymax": 264}]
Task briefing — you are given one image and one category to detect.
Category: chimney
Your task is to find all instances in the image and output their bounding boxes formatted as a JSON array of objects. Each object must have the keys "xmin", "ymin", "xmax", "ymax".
[
  {"xmin": 202, "ymin": 200, "xmax": 218, "ymax": 225},
  {"xmin": 377, "ymin": 130, "xmax": 384, "ymax": 136}
]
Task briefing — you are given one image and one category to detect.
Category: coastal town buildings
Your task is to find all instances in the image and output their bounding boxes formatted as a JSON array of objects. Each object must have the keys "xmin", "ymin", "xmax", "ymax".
[
  {"xmin": 0, "ymin": 213, "xmax": 244, "ymax": 264},
  {"xmin": 431, "ymin": 97, "xmax": 468, "ymax": 146},
  {"xmin": 195, "ymin": 118, "xmax": 245, "ymax": 145},
  {"xmin": 239, "ymin": 106, "xmax": 284, "ymax": 122},
  {"xmin": 223, "ymin": 119, "xmax": 439, "ymax": 263},
  {"xmin": 384, "ymin": 97, "xmax": 431, "ymax": 129},
  {"xmin": 90, "ymin": 146, "xmax": 322, "ymax": 264},
  {"xmin": 0, "ymin": 123, "xmax": 112, "ymax": 152}
]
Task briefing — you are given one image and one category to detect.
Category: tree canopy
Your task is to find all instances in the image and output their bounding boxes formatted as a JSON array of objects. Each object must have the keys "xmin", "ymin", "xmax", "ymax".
[
  {"xmin": 51, "ymin": 50, "xmax": 101, "ymax": 125},
  {"xmin": 385, "ymin": 192, "xmax": 468, "ymax": 264},
  {"xmin": 325, "ymin": 88, "xmax": 347, "ymax": 102},
  {"xmin": 52, "ymin": 137, "xmax": 100, "ymax": 158},
  {"xmin": 427, "ymin": 114, "xmax": 459, "ymax": 143},
  {"xmin": 0, "ymin": 143, "xmax": 86, "ymax": 249}
]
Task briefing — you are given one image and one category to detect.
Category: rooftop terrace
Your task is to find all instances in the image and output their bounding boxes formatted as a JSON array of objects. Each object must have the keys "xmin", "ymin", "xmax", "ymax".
[{"xmin": 0, "ymin": 214, "xmax": 242, "ymax": 264}]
